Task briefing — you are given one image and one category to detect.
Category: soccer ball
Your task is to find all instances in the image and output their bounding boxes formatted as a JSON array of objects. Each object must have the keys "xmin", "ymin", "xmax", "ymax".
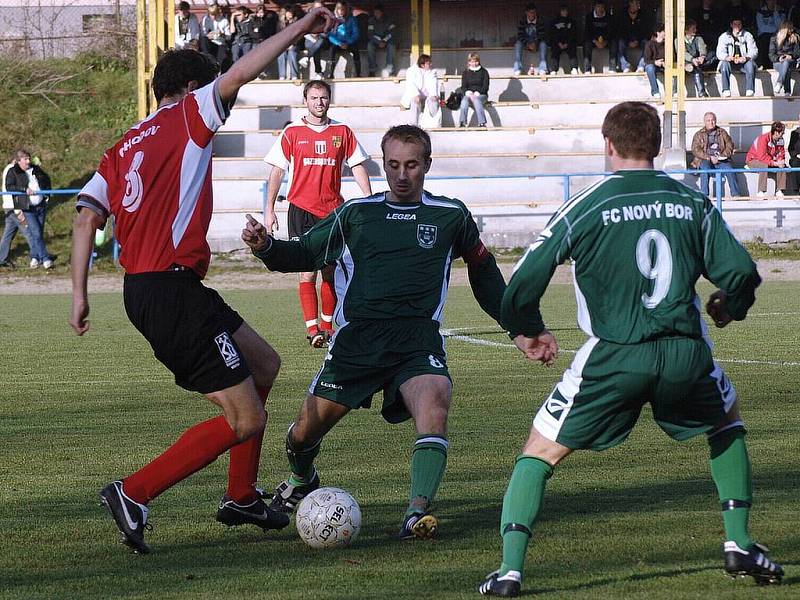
[{"xmin": 295, "ymin": 487, "xmax": 361, "ymax": 549}]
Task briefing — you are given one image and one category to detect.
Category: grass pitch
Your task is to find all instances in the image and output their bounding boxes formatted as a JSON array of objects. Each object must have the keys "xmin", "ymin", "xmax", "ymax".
[{"xmin": 0, "ymin": 281, "xmax": 797, "ymax": 599}]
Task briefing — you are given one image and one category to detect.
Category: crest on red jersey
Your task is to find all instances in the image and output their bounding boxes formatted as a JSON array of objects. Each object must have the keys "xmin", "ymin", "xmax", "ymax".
[
  {"xmin": 315, "ymin": 140, "xmax": 327, "ymax": 154},
  {"xmin": 332, "ymin": 135, "xmax": 342, "ymax": 148}
]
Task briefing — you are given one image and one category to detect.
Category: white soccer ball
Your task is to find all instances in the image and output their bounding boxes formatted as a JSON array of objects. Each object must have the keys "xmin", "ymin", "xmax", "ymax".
[{"xmin": 295, "ymin": 487, "xmax": 361, "ymax": 549}]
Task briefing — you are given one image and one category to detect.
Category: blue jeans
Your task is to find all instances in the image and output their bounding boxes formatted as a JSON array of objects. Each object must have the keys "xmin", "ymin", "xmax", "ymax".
[
  {"xmin": 644, "ymin": 63, "xmax": 662, "ymax": 95},
  {"xmin": 617, "ymin": 38, "xmax": 645, "ymax": 71},
  {"xmin": 698, "ymin": 159, "xmax": 741, "ymax": 197},
  {"xmin": 305, "ymin": 36, "xmax": 326, "ymax": 74},
  {"xmin": 0, "ymin": 210, "xmax": 34, "ymax": 263},
  {"xmin": 278, "ymin": 47, "xmax": 299, "ymax": 79},
  {"xmin": 774, "ymin": 58, "xmax": 796, "ymax": 94},
  {"xmin": 232, "ymin": 39, "xmax": 253, "ymax": 62},
  {"xmin": 514, "ymin": 39, "xmax": 547, "ymax": 73},
  {"xmin": 459, "ymin": 92, "xmax": 487, "ymax": 126},
  {"xmin": 24, "ymin": 203, "xmax": 49, "ymax": 261},
  {"xmin": 367, "ymin": 39, "xmax": 395, "ymax": 74},
  {"xmin": 719, "ymin": 59, "xmax": 756, "ymax": 93}
]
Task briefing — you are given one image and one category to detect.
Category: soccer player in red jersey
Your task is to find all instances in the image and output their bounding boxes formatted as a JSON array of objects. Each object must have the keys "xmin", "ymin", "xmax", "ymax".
[
  {"xmin": 264, "ymin": 80, "xmax": 372, "ymax": 347},
  {"xmin": 68, "ymin": 7, "xmax": 338, "ymax": 554}
]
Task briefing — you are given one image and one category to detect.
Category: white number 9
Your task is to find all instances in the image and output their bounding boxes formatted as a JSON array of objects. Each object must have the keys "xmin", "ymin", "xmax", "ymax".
[{"xmin": 636, "ymin": 229, "xmax": 672, "ymax": 309}]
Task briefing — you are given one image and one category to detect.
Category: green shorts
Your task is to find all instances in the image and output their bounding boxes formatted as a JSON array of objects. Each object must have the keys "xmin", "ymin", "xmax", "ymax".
[
  {"xmin": 309, "ymin": 318, "xmax": 451, "ymax": 423},
  {"xmin": 533, "ymin": 336, "xmax": 737, "ymax": 450}
]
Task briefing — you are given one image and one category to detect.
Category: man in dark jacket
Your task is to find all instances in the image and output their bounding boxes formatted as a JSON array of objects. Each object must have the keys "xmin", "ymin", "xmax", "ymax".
[
  {"xmin": 583, "ymin": 0, "xmax": 614, "ymax": 73},
  {"xmin": 548, "ymin": 3, "xmax": 578, "ymax": 74},
  {"xmin": 513, "ymin": 3, "xmax": 548, "ymax": 75},
  {"xmin": 614, "ymin": 0, "xmax": 650, "ymax": 72},
  {"xmin": 691, "ymin": 112, "xmax": 741, "ymax": 198},
  {"xmin": 4, "ymin": 149, "xmax": 52, "ymax": 268}
]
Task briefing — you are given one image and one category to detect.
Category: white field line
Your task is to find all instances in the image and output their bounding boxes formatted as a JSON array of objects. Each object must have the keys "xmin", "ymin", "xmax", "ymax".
[{"xmin": 442, "ymin": 330, "xmax": 800, "ymax": 367}]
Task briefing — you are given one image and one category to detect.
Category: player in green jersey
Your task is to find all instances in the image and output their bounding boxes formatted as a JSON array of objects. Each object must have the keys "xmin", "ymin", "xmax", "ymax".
[
  {"xmin": 479, "ymin": 102, "xmax": 783, "ymax": 597},
  {"xmin": 242, "ymin": 125, "xmax": 507, "ymax": 539}
]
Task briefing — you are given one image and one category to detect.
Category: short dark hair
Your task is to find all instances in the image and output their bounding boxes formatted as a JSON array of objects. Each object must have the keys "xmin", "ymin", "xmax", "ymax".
[
  {"xmin": 178, "ymin": 1, "xmax": 190, "ymax": 10},
  {"xmin": 525, "ymin": 3, "xmax": 536, "ymax": 11},
  {"xmin": 686, "ymin": 18, "xmax": 697, "ymax": 29},
  {"xmin": 417, "ymin": 53, "xmax": 432, "ymax": 67},
  {"xmin": 601, "ymin": 102, "xmax": 661, "ymax": 160},
  {"xmin": 771, "ymin": 121, "xmax": 785, "ymax": 134},
  {"xmin": 303, "ymin": 79, "xmax": 331, "ymax": 99},
  {"xmin": 374, "ymin": 3, "xmax": 384, "ymax": 10},
  {"xmin": 152, "ymin": 49, "xmax": 219, "ymax": 103},
  {"xmin": 381, "ymin": 125, "xmax": 432, "ymax": 162}
]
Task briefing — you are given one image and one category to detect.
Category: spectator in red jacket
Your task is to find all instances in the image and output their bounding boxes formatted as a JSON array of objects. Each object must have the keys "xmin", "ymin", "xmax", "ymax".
[{"xmin": 745, "ymin": 121, "xmax": 786, "ymax": 198}]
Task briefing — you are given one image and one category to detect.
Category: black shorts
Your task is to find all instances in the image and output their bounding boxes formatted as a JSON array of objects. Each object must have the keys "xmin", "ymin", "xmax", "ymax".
[
  {"xmin": 287, "ymin": 203, "xmax": 323, "ymax": 241},
  {"xmin": 123, "ymin": 270, "xmax": 250, "ymax": 394}
]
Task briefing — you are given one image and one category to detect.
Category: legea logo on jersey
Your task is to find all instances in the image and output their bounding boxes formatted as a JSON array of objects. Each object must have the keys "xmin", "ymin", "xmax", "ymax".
[
  {"xmin": 118, "ymin": 125, "xmax": 160, "ymax": 158},
  {"xmin": 122, "ymin": 151, "xmax": 145, "ymax": 213},
  {"xmin": 417, "ymin": 224, "xmax": 437, "ymax": 248},
  {"xmin": 214, "ymin": 332, "xmax": 241, "ymax": 369},
  {"xmin": 315, "ymin": 140, "xmax": 327, "ymax": 154}
]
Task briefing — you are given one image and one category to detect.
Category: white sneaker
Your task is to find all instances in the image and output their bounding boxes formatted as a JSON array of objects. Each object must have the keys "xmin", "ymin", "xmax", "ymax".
[
  {"xmin": 722, "ymin": 89, "xmax": 731, "ymax": 97},
  {"xmin": 512, "ymin": 69, "xmax": 521, "ymax": 76},
  {"xmin": 757, "ymin": 190, "xmax": 766, "ymax": 198},
  {"xmin": 570, "ymin": 68, "xmax": 579, "ymax": 75},
  {"xmin": 299, "ymin": 56, "xmax": 309, "ymax": 68},
  {"xmin": 636, "ymin": 66, "xmax": 644, "ymax": 73},
  {"xmin": 42, "ymin": 259, "xmax": 53, "ymax": 269},
  {"xmin": 652, "ymin": 92, "xmax": 662, "ymax": 100},
  {"xmin": 549, "ymin": 70, "xmax": 558, "ymax": 75},
  {"xmin": 745, "ymin": 89, "xmax": 755, "ymax": 97},
  {"xmin": 776, "ymin": 190, "xmax": 784, "ymax": 199},
  {"xmin": 29, "ymin": 258, "xmax": 39, "ymax": 269}
]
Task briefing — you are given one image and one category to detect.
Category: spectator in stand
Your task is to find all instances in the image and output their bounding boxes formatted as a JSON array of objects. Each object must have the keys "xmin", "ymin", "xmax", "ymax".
[
  {"xmin": 278, "ymin": 5, "xmax": 304, "ymax": 80},
  {"xmin": 201, "ymin": 1, "xmax": 232, "ymax": 73},
  {"xmin": 324, "ymin": 2, "xmax": 361, "ymax": 78},
  {"xmin": 367, "ymin": 3, "xmax": 396, "ymax": 77},
  {"xmin": 231, "ymin": 6, "xmax": 257, "ymax": 63},
  {"xmin": 253, "ymin": 3, "xmax": 277, "ymax": 42},
  {"xmin": 746, "ymin": 121, "xmax": 787, "ymax": 198},
  {"xmin": 681, "ymin": 19, "xmax": 710, "ymax": 97},
  {"xmin": 691, "ymin": 112, "xmax": 741, "ymax": 198},
  {"xmin": 401, "ymin": 53, "xmax": 441, "ymax": 128},
  {"xmin": 583, "ymin": 0, "xmax": 613, "ymax": 73},
  {"xmin": 614, "ymin": 0, "xmax": 650, "ymax": 73},
  {"xmin": 694, "ymin": 0, "xmax": 726, "ymax": 48},
  {"xmin": 4, "ymin": 149, "xmax": 52, "ymax": 269},
  {"xmin": 756, "ymin": 0, "xmax": 786, "ymax": 69},
  {"xmin": 301, "ymin": 1, "xmax": 328, "ymax": 79},
  {"xmin": 769, "ymin": 20, "xmax": 800, "ymax": 96},
  {"xmin": 513, "ymin": 3, "xmax": 548, "ymax": 76},
  {"xmin": 786, "ymin": 116, "xmax": 800, "ymax": 191},
  {"xmin": 459, "ymin": 52, "xmax": 490, "ymax": 128},
  {"xmin": 0, "ymin": 158, "xmax": 35, "ymax": 269},
  {"xmin": 548, "ymin": 3, "xmax": 578, "ymax": 75},
  {"xmin": 174, "ymin": 1, "xmax": 200, "ymax": 50},
  {"xmin": 717, "ymin": 18, "xmax": 758, "ymax": 97},
  {"xmin": 644, "ymin": 23, "xmax": 666, "ymax": 99}
]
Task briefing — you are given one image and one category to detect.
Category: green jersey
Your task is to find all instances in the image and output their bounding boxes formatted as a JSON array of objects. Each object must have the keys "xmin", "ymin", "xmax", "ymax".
[
  {"xmin": 502, "ymin": 170, "xmax": 761, "ymax": 344},
  {"xmin": 255, "ymin": 191, "xmax": 506, "ymax": 325}
]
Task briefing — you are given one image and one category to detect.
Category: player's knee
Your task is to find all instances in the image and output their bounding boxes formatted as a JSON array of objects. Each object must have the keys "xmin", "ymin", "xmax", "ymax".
[
  {"xmin": 255, "ymin": 346, "xmax": 281, "ymax": 389},
  {"xmin": 234, "ymin": 407, "xmax": 267, "ymax": 440}
]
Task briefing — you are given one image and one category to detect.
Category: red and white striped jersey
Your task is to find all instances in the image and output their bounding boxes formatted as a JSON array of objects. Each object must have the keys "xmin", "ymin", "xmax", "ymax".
[
  {"xmin": 77, "ymin": 80, "xmax": 228, "ymax": 278},
  {"xmin": 264, "ymin": 118, "xmax": 368, "ymax": 218}
]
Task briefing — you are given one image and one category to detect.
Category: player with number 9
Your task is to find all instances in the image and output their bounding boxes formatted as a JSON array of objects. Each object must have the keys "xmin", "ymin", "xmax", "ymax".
[{"xmin": 479, "ymin": 101, "xmax": 782, "ymax": 597}]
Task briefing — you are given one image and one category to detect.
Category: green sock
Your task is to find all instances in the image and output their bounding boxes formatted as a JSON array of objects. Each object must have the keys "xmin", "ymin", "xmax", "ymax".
[
  {"xmin": 709, "ymin": 425, "xmax": 753, "ymax": 549},
  {"xmin": 406, "ymin": 435, "xmax": 448, "ymax": 517},
  {"xmin": 286, "ymin": 424, "xmax": 320, "ymax": 484},
  {"xmin": 499, "ymin": 455, "xmax": 554, "ymax": 578}
]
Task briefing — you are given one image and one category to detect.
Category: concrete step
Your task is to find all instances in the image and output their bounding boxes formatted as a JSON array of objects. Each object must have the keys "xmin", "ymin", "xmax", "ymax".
[{"xmin": 213, "ymin": 126, "xmax": 608, "ymax": 160}]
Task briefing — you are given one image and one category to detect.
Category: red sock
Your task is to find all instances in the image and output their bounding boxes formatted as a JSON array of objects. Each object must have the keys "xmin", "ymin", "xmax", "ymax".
[
  {"xmin": 319, "ymin": 280, "xmax": 336, "ymax": 332},
  {"xmin": 226, "ymin": 386, "xmax": 270, "ymax": 504},
  {"xmin": 123, "ymin": 416, "xmax": 239, "ymax": 505},
  {"xmin": 298, "ymin": 281, "xmax": 319, "ymax": 334}
]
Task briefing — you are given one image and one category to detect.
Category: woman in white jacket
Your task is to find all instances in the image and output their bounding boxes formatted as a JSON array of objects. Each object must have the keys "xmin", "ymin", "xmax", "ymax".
[{"xmin": 401, "ymin": 54, "xmax": 441, "ymax": 128}]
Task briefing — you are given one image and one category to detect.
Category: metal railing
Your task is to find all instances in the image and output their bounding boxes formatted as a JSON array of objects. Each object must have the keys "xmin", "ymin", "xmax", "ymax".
[{"xmin": 6, "ymin": 166, "xmax": 797, "ymax": 265}]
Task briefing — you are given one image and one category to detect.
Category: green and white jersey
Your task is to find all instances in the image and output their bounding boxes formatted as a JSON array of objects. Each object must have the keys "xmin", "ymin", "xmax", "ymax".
[
  {"xmin": 258, "ymin": 191, "xmax": 486, "ymax": 324},
  {"xmin": 502, "ymin": 170, "xmax": 761, "ymax": 344}
]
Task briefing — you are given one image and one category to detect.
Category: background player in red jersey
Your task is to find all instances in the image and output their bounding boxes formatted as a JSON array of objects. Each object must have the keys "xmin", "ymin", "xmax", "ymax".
[
  {"xmin": 68, "ymin": 6, "xmax": 337, "ymax": 554},
  {"xmin": 264, "ymin": 80, "xmax": 372, "ymax": 347}
]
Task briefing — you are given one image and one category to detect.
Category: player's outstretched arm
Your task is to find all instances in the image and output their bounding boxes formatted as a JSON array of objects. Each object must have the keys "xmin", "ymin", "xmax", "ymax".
[
  {"xmin": 218, "ymin": 7, "xmax": 337, "ymax": 103},
  {"xmin": 244, "ymin": 212, "xmax": 331, "ymax": 273},
  {"xmin": 513, "ymin": 331, "xmax": 559, "ymax": 366},
  {"xmin": 70, "ymin": 207, "xmax": 104, "ymax": 336}
]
